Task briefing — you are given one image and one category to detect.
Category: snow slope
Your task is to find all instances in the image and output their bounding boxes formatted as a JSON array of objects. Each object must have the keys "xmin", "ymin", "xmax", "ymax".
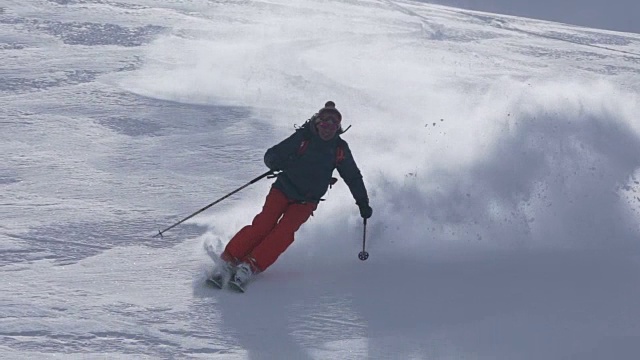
[
  {"xmin": 419, "ymin": 0, "xmax": 640, "ymax": 34},
  {"xmin": 2, "ymin": 0, "xmax": 640, "ymax": 358}
]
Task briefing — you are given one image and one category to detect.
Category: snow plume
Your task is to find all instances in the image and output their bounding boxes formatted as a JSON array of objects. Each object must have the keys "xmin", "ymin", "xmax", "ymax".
[
  {"xmin": 120, "ymin": 0, "xmax": 640, "ymax": 267},
  {"xmin": 197, "ymin": 78, "xmax": 640, "ymax": 269},
  {"xmin": 117, "ymin": 1, "xmax": 378, "ymax": 116},
  {"xmin": 117, "ymin": 0, "xmax": 423, "ymax": 125},
  {"xmin": 365, "ymin": 79, "xmax": 640, "ymax": 260}
]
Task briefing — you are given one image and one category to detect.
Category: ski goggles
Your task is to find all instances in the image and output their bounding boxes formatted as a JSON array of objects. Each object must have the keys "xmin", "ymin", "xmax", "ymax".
[{"xmin": 316, "ymin": 115, "xmax": 340, "ymax": 130}]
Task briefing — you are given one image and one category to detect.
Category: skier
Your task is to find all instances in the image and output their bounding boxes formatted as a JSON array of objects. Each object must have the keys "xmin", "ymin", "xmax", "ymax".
[{"xmin": 211, "ymin": 101, "xmax": 372, "ymax": 291}]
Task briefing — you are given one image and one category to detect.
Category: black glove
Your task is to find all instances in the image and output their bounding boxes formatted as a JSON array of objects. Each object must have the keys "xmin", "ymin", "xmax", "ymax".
[{"xmin": 358, "ymin": 202, "xmax": 373, "ymax": 219}]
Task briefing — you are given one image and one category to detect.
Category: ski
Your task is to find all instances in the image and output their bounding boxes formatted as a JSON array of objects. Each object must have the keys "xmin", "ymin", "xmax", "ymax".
[
  {"xmin": 206, "ymin": 276, "xmax": 246, "ymax": 293},
  {"xmin": 202, "ymin": 241, "xmax": 248, "ymax": 293},
  {"xmin": 206, "ymin": 276, "xmax": 224, "ymax": 289},
  {"xmin": 228, "ymin": 280, "xmax": 246, "ymax": 293},
  {"xmin": 203, "ymin": 241, "xmax": 235, "ymax": 290}
]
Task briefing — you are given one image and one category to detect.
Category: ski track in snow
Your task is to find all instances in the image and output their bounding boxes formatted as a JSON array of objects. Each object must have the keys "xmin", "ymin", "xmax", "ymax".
[{"xmin": 2, "ymin": 0, "xmax": 640, "ymax": 358}]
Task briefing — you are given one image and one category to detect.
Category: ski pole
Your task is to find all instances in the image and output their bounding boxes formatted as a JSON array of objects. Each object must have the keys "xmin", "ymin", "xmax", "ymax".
[
  {"xmin": 358, "ymin": 218, "xmax": 369, "ymax": 261},
  {"xmin": 153, "ymin": 170, "xmax": 275, "ymax": 238}
]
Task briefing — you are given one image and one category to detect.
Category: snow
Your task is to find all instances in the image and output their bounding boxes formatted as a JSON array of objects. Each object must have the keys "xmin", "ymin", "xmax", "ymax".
[
  {"xmin": 419, "ymin": 0, "xmax": 640, "ymax": 34},
  {"xmin": 2, "ymin": 0, "xmax": 640, "ymax": 358}
]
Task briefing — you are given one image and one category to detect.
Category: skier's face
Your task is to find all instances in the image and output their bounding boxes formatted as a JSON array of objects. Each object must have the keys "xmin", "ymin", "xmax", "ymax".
[{"xmin": 316, "ymin": 114, "xmax": 339, "ymax": 141}]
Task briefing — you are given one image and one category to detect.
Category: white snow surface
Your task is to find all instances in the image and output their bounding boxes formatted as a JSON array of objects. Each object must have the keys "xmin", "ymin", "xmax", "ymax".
[
  {"xmin": 2, "ymin": 0, "xmax": 640, "ymax": 359},
  {"xmin": 419, "ymin": 0, "xmax": 640, "ymax": 34}
]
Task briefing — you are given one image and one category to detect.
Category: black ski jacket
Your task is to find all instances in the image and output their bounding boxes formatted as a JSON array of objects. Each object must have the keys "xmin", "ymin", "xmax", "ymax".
[{"xmin": 264, "ymin": 125, "xmax": 369, "ymax": 205}]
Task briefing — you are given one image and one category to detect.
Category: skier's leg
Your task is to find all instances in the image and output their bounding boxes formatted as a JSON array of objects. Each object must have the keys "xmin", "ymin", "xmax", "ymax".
[
  {"xmin": 222, "ymin": 187, "xmax": 289, "ymax": 263},
  {"xmin": 244, "ymin": 201, "xmax": 317, "ymax": 272}
]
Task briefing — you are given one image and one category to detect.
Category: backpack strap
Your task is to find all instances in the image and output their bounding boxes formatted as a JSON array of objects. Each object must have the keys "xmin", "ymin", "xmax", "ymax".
[
  {"xmin": 297, "ymin": 139, "xmax": 310, "ymax": 156},
  {"xmin": 335, "ymin": 137, "xmax": 348, "ymax": 167},
  {"xmin": 335, "ymin": 143, "xmax": 345, "ymax": 166}
]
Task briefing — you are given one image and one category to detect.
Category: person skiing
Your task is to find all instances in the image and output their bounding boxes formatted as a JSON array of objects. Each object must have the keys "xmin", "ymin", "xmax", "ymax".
[{"xmin": 211, "ymin": 101, "xmax": 372, "ymax": 291}]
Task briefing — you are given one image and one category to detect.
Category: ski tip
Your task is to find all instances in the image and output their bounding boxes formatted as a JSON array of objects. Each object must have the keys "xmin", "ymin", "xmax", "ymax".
[
  {"xmin": 228, "ymin": 281, "xmax": 245, "ymax": 293},
  {"xmin": 206, "ymin": 277, "xmax": 224, "ymax": 289}
]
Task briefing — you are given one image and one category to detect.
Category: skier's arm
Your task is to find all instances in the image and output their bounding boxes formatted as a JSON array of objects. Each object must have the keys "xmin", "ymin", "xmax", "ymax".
[
  {"xmin": 336, "ymin": 141, "xmax": 369, "ymax": 207},
  {"xmin": 264, "ymin": 130, "xmax": 305, "ymax": 171}
]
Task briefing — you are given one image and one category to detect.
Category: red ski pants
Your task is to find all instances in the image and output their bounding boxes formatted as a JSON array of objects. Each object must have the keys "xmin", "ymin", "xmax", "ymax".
[{"xmin": 221, "ymin": 187, "xmax": 316, "ymax": 272}]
